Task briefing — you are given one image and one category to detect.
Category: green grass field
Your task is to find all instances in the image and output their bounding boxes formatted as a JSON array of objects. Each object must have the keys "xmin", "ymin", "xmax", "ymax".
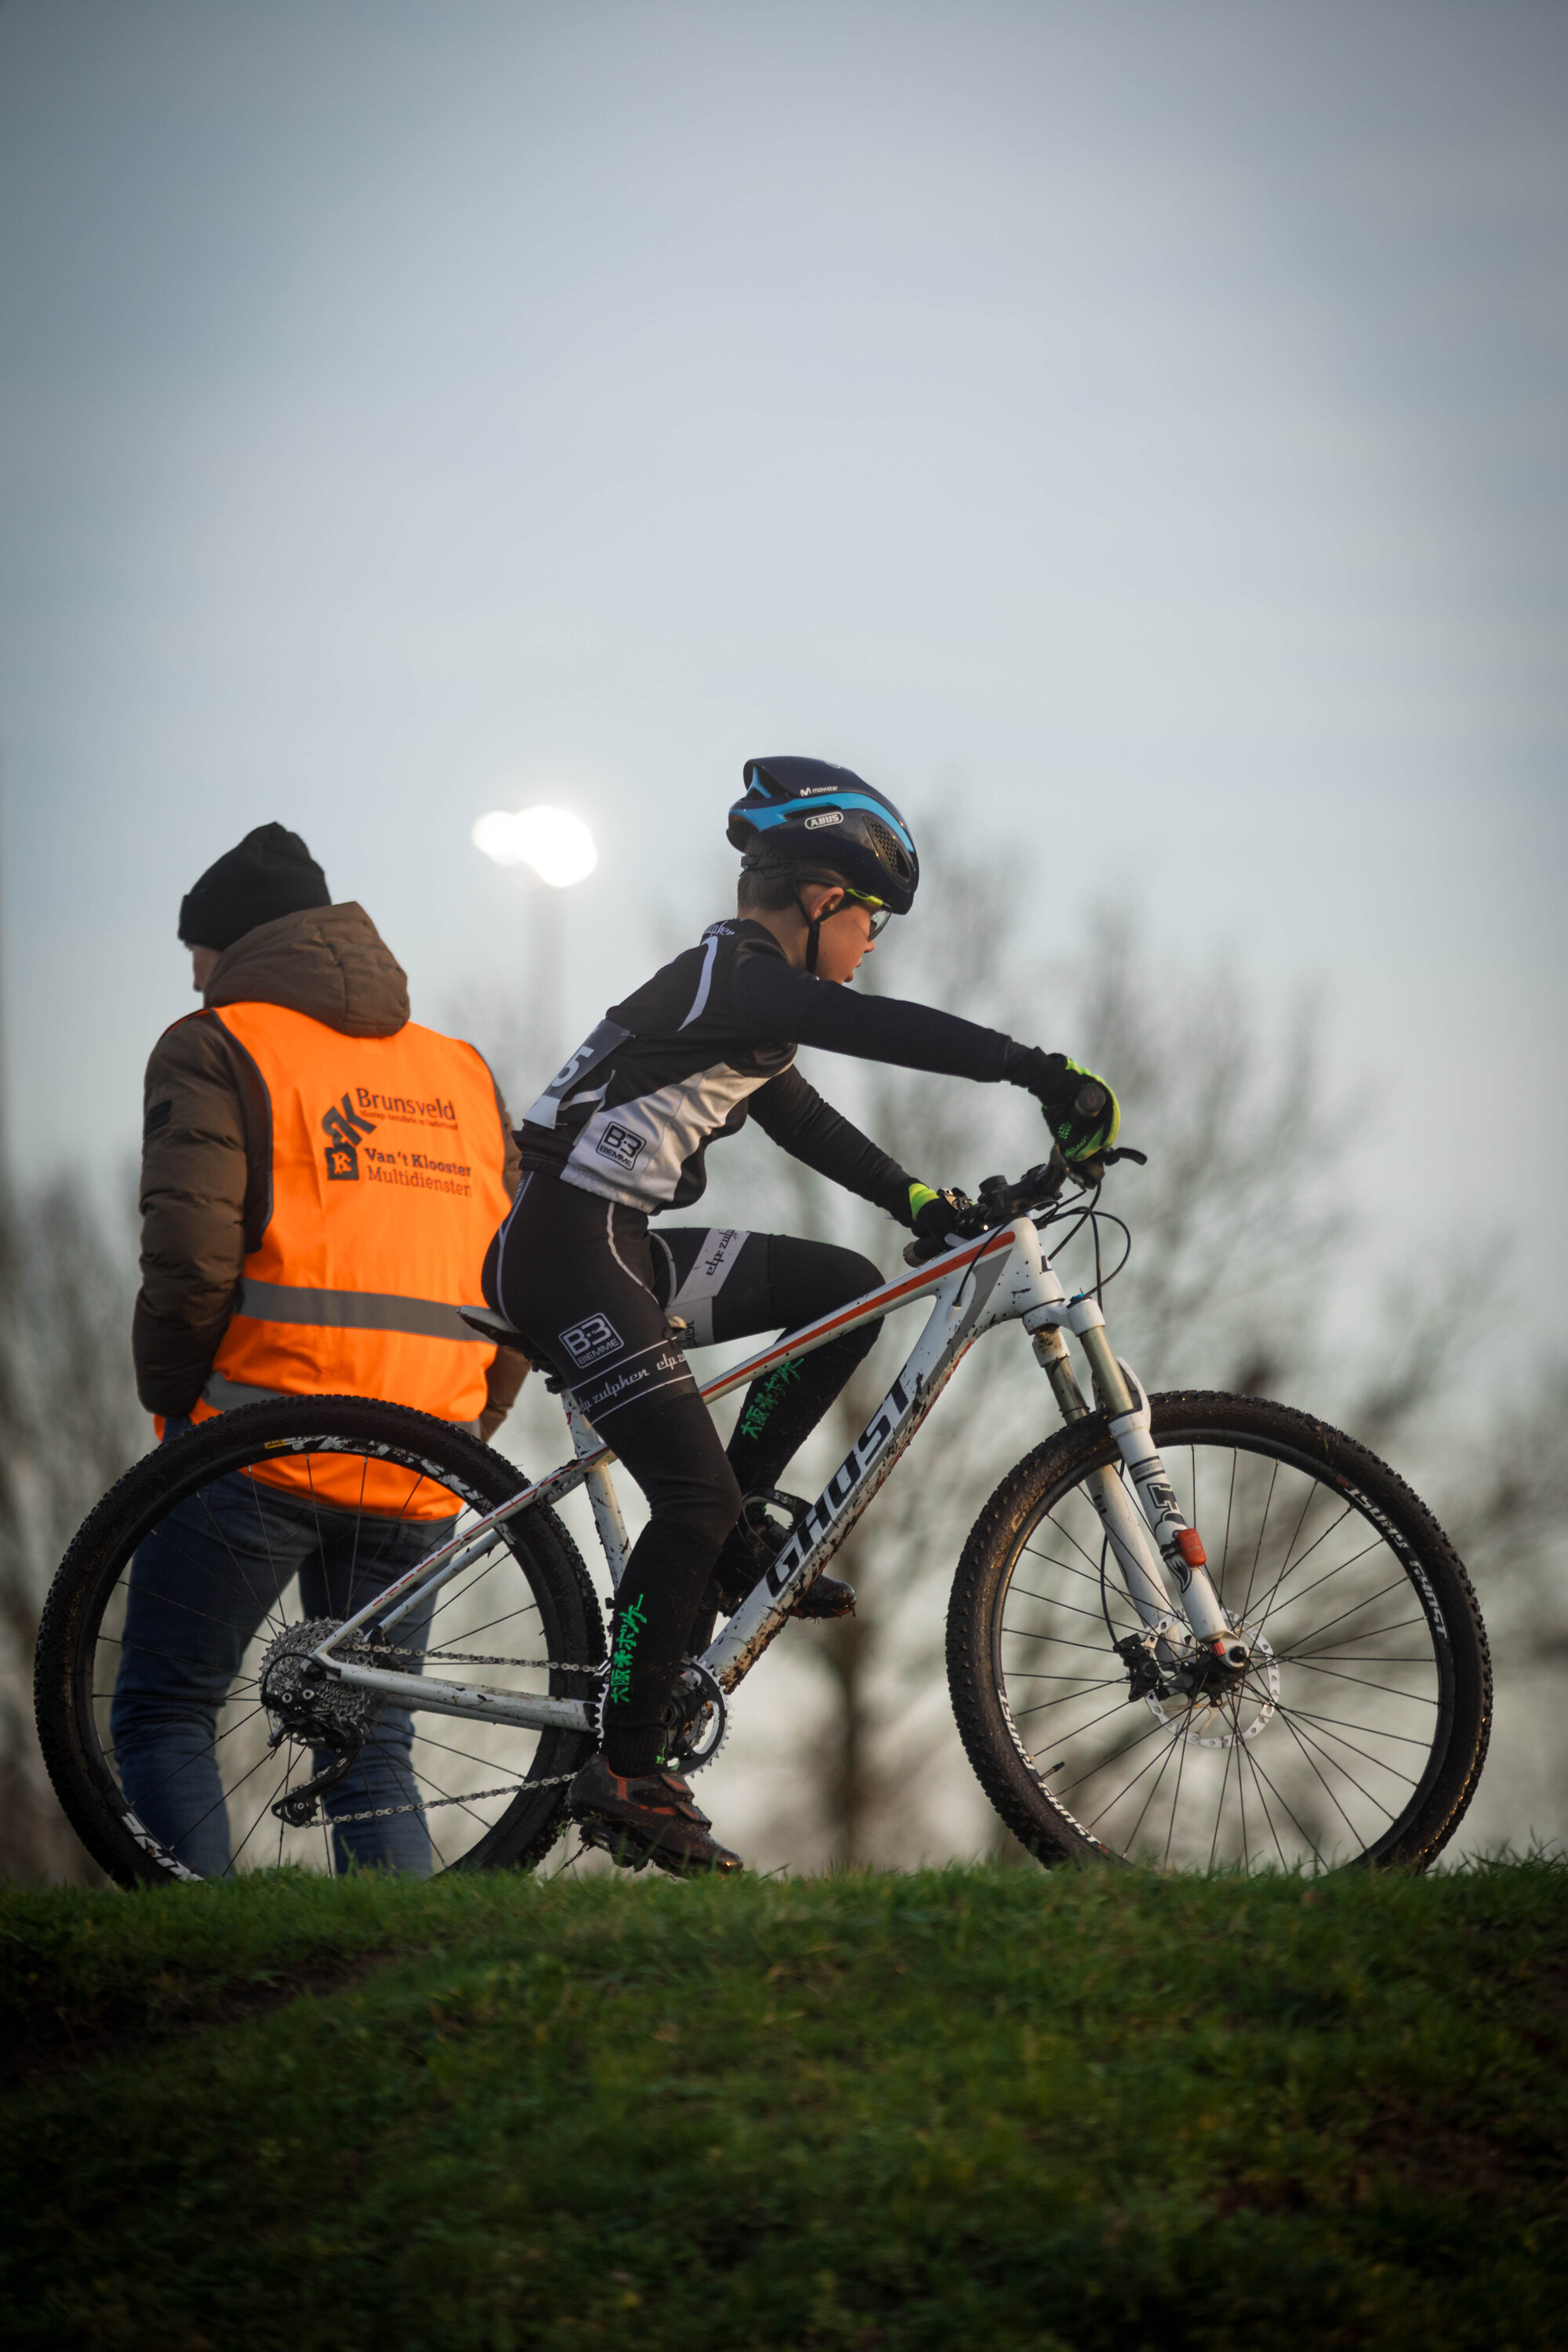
[{"xmin": 2, "ymin": 1858, "xmax": 1563, "ymax": 2350}]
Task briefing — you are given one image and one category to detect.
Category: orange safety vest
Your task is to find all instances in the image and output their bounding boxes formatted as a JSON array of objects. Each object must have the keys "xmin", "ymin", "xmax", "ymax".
[{"xmin": 190, "ymin": 1003, "xmax": 514, "ymax": 1515}]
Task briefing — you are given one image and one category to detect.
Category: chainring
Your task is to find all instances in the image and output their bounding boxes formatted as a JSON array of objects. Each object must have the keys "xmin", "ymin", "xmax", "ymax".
[{"xmin": 662, "ymin": 1661, "xmax": 728, "ymax": 1773}]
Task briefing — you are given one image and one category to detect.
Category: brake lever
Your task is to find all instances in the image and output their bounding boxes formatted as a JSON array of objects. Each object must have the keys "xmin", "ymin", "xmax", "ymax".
[{"xmin": 1052, "ymin": 1143, "xmax": 1146, "ymax": 1192}]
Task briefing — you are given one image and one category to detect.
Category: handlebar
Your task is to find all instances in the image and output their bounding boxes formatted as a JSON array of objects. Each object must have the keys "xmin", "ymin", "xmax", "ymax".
[{"xmin": 901, "ymin": 1142, "xmax": 1147, "ymax": 1267}]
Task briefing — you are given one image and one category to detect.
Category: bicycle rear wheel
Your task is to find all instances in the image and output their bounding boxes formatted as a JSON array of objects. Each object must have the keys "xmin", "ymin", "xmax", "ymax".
[
  {"xmin": 947, "ymin": 1391, "xmax": 1490, "ymax": 1873},
  {"xmin": 35, "ymin": 1397, "xmax": 603, "ymax": 1888}
]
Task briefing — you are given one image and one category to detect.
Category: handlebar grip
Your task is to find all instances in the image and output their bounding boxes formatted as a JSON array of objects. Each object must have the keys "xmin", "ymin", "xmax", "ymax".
[{"xmin": 1073, "ymin": 1081, "xmax": 1106, "ymax": 1118}]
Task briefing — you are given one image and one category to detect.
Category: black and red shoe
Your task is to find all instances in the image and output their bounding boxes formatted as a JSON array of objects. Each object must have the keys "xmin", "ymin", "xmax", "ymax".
[
  {"xmin": 567, "ymin": 1755, "xmax": 744, "ymax": 1877},
  {"xmin": 717, "ymin": 1490, "xmax": 857, "ymax": 1621}
]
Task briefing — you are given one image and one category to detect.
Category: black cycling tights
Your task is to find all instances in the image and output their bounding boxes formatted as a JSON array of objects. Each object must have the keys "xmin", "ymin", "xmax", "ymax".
[{"xmin": 488, "ymin": 1172, "xmax": 883, "ymax": 1774}]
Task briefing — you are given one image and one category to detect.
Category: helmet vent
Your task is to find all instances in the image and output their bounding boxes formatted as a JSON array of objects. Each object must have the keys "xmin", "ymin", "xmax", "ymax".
[{"xmin": 863, "ymin": 817, "xmax": 913, "ymax": 882}]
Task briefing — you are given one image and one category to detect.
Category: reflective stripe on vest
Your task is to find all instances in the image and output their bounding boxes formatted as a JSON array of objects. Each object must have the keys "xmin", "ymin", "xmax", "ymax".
[
  {"xmin": 236, "ymin": 1277, "xmax": 492, "ymax": 1345},
  {"xmin": 194, "ymin": 1001, "xmax": 513, "ymax": 1514}
]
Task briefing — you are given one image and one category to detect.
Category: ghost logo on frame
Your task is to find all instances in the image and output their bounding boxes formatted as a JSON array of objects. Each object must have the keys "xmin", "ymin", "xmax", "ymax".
[{"xmin": 321, "ymin": 1092, "xmax": 376, "ymax": 1181}]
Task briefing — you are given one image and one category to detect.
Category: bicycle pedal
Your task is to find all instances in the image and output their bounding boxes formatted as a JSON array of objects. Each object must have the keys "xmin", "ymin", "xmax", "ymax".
[{"xmin": 575, "ymin": 1814, "xmax": 654, "ymax": 1871}]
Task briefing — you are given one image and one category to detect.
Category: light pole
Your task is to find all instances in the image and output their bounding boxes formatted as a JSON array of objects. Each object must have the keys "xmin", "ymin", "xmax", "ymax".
[{"xmin": 470, "ymin": 804, "xmax": 597, "ymax": 1078}]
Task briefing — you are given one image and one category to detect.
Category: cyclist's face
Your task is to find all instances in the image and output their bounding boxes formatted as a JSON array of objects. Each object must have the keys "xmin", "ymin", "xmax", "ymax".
[{"xmin": 808, "ymin": 890, "xmax": 876, "ymax": 984}]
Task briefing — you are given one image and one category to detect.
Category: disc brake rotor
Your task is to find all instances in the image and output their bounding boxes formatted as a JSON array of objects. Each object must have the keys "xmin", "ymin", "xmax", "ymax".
[{"xmin": 1143, "ymin": 1626, "xmax": 1279, "ymax": 1748}]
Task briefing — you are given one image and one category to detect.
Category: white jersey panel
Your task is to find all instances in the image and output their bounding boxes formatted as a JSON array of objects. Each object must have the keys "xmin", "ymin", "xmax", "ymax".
[{"xmin": 557, "ymin": 1062, "xmax": 773, "ymax": 1210}]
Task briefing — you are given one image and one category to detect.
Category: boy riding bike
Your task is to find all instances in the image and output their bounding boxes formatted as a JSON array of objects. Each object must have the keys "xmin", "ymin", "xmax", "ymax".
[{"xmin": 484, "ymin": 757, "xmax": 1119, "ymax": 1875}]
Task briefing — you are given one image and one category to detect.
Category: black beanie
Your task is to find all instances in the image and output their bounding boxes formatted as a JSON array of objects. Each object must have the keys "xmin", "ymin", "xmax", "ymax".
[{"xmin": 178, "ymin": 823, "xmax": 331, "ymax": 951}]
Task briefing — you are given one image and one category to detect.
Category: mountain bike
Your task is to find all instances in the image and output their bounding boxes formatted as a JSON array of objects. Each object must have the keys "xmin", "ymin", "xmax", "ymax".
[{"xmin": 35, "ymin": 1151, "xmax": 1490, "ymax": 1885}]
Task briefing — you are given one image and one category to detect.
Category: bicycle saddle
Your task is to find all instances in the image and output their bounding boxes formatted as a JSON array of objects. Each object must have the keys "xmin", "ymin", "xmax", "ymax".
[{"xmin": 457, "ymin": 1303, "xmax": 528, "ymax": 1345}]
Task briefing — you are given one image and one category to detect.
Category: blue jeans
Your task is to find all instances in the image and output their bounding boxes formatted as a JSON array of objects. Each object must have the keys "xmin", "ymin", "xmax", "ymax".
[{"xmin": 111, "ymin": 1449, "xmax": 453, "ymax": 1878}]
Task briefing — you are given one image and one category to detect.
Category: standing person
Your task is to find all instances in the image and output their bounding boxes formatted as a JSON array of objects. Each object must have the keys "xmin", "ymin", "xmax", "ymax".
[
  {"xmin": 485, "ymin": 757, "xmax": 1120, "ymax": 1877},
  {"xmin": 114, "ymin": 822, "xmax": 530, "ymax": 1876}
]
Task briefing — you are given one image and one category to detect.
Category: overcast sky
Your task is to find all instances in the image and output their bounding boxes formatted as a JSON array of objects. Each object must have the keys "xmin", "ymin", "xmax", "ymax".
[{"xmin": 2, "ymin": 1, "xmax": 1564, "ymax": 1327}]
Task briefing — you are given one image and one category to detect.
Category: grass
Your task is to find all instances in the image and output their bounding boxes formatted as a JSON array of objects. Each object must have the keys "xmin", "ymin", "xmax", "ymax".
[{"xmin": 1, "ymin": 1857, "xmax": 1564, "ymax": 2350}]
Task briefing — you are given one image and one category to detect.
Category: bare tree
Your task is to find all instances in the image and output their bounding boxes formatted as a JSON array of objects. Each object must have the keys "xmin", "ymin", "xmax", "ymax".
[{"xmin": 0, "ymin": 1170, "xmax": 147, "ymax": 1879}]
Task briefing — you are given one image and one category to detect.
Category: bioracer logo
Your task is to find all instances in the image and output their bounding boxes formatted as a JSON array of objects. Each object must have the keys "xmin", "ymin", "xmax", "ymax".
[
  {"xmin": 559, "ymin": 1313, "xmax": 623, "ymax": 1368},
  {"xmin": 804, "ymin": 811, "xmax": 844, "ymax": 829},
  {"xmin": 593, "ymin": 1121, "xmax": 647, "ymax": 1171}
]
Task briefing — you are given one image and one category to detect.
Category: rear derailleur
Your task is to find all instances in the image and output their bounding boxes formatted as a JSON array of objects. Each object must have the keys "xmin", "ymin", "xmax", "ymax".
[{"xmin": 260, "ymin": 1618, "xmax": 384, "ymax": 1828}]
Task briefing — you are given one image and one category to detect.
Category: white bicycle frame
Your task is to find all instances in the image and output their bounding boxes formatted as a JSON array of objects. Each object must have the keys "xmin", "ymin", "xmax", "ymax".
[{"xmin": 307, "ymin": 1207, "xmax": 1249, "ymax": 1739}]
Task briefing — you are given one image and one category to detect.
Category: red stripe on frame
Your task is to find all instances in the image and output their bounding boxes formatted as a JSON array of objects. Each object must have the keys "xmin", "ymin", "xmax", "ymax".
[{"xmin": 696, "ymin": 1226, "xmax": 1014, "ymax": 1407}]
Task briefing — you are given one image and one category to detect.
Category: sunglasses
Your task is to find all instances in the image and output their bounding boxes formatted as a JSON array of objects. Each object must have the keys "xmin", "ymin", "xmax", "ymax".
[{"xmin": 831, "ymin": 888, "xmax": 894, "ymax": 938}]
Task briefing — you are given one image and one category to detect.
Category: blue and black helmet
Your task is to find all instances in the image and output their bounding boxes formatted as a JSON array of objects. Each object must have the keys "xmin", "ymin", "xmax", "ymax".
[{"xmin": 728, "ymin": 757, "xmax": 920, "ymax": 918}]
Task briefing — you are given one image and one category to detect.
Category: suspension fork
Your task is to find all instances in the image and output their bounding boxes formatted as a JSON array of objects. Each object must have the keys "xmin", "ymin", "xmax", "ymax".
[
  {"xmin": 1029, "ymin": 1326, "xmax": 1174, "ymax": 1630},
  {"xmin": 1026, "ymin": 1298, "xmax": 1247, "ymax": 1666}
]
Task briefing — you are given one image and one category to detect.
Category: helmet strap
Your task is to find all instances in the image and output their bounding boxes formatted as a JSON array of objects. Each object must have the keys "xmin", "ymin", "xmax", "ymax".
[{"xmin": 793, "ymin": 887, "xmax": 835, "ymax": 975}]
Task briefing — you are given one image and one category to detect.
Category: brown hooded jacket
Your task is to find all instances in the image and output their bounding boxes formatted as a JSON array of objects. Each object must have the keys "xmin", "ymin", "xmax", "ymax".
[{"xmin": 134, "ymin": 902, "xmax": 528, "ymax": 1436}]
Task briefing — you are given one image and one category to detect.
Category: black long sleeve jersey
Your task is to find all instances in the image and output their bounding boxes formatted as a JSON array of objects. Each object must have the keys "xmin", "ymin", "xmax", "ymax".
[{"xmin": 516, "ymin": 918, "xmax": 1033, "ymax": 1221}]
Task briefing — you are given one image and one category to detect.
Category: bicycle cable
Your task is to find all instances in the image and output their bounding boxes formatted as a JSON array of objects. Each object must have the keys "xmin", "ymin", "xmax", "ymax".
[{"xmin": 1034, "ymin": 1200, "xmax": 1133, "ymax": 1297}]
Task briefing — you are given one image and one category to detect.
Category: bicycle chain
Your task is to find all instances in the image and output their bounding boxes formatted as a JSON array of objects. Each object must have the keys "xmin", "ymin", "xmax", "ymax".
[
  {"xmin": 325, "ymin": 1769, "xmax": 579, "ymax": 1828},
  {"xmin": 349, "ymin": 1642, "xmax": 603, "ymax": 1673}
]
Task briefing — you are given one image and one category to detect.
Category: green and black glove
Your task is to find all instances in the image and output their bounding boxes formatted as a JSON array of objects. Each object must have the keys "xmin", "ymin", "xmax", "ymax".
[
  {"xmin": 1010, "ymin": 1050, "xmax": 1121, "ymax": 1171},
  {"xmin": 906, "ymin": 1181, "xmax": 987, "ymax": 1247}
]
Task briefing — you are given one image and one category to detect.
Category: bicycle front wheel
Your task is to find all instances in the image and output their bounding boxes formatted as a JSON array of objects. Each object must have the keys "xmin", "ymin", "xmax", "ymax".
[
  {"xmin": 35, "ymin": 1397, "xmax": 604, "ymax": 1888},
  {"xmin": 947, "ymin": 1391, "xmax": 1490, "ymax": 1873}
]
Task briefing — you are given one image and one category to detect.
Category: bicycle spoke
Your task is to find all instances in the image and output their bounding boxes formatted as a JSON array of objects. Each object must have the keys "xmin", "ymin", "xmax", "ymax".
[
  {"xmin": 1271, "ymin": 1700, "xmax": 1432, "ymax": 1755},
  {"xmin": 1272, "ymin": 1577, "xmax": 1414, "ymax": 1655},
  {"xmin": 1238, "ymin": 1736, "xmax": 1288, "ymax": 1869},
  {"xmin": 1008, "ymin": 1584, "xmax": 1122, "ymax": 1628},
  {"xmin": 1060, "ymin": 1708, "xmax": 1174, "ymax": 1801},
  {"xmin": 1274, "ymin": 1707, "xmax": 1389, "ymax": 1838},
  {"xmin": 1018, "ymin": 1543, "xmax": 1117, "ymax": 1596},
  {"xmin": 1004, "ymin": 1671, "xmax": 1123, "ymax": 1687},
  {"xmin": 1117, "ymin": 1726, "xmax": 1185, "ymax": 1850},
  {"xmin": 1000, "ymin": 1627, "xmax": 1126, "ymax": 1658},
  {"xmin": 1285, "ymin": 1660, "xmax": 1438, "ymax": 1702},
  {"xmin": 1239, "ymin": 1459, "xmax": 1279, "ymax": 1623},
  {"xmin": 1161, "ymin": 1715, "xmax": 1192, "ymax": 1870},
  {"xmin": 1080, "ymin": 1720, "xmax": 1184, "ymax": 1831},
  {"xmin": 1244, "ymin": 1743, "xmax": 1329, "ymax": 1870},
  {"xmin": 1247, "ymin": 1497, "xmax": 1359, "ymax": 1627},
  {"xmin": 1250, "ymin": 1529, "xmax": 1389, "ymax": 1633},
  {"xmin": 1211, "ymin": 1727, "xmax": 1239, "ymax": 1874},
  {"xmin": 426, "ymin": 1596, "xmax": 546, "ymax": 1650},
  {"xmin": 1268, "ymin": 1700, "xmax": 1422, "ymax": 1789}
]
